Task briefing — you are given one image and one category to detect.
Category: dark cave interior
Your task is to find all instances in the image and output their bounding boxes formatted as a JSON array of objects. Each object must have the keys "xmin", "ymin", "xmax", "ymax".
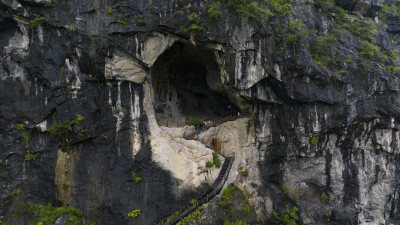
[{"xmin": 151, "ymin": 42, "xmax": 240, "ymax": 127}]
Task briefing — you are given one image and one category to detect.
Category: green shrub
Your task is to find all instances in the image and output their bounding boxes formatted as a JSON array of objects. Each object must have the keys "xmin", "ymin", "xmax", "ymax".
[
  {"xmin": 126, "ymin": 209, "xmax": 141, "ymax": 219},
  {"xmin": 189, "ymin": 12, "xmax": 200, "ymax": 24},
  {"xmin": 17, "ymin": 123, "xmax": 26, "ymax": 131},
  {"xmin": 282, "ymin": 185, "xmax": 290, "ymax": 195},
  {"xmin": 11, "ymin": 189, "xmax": 22, "ymax": 196},
  {"xmin": 185, "ymin": 13, "xmax": 205, "ymax": 33},
  {"xmin": 359, "ymin": 41, "xmax": 380, "ymax": 60},
  {"xmin": 14, "ymin": 202, "xmax": 82, "ymax": 225},
  {"xmin": 134, "ymin": 176, "xmax": 142, "ymax": 183},
  {"xmin": 321, "ymin": 192, "xmax": 328, "ymax": 203},
  {"xmin": 309, "ymin": 137, "xmax": 318, "ymax": 145},
  {"xmin": 48, "ymin": 120, "xmax": 72, "ymax": 150},
  {"xmin": 310, "ymin": 32, "xmax": 337, "ymax": 68},
  {"xmin": 106, "ymin": 6, "xmax": 112, "ymax": 14},
  {"xmin": 224, "ymin": 0, "xmax": 274, "ymax": 24},
  {"xmin": 186, "ymin": 119, "xmax": 202, "ymax": 128},
  {"xmin": 204, "ymin": 152, "xmax": 222, "ymax": 170},
  {"xmin": 115, "ymin": 14, "xmax": 128, "ymax": 25},
  {"xmin": 44, "ymin": 2, "xmax": 54, "ymax": 7},
  {"xmin": 379, "ymin": 2, "xmax": 400, "ymax": 22},
  {"xmin": 101, "ymin": 134, "xmax": 108, "ymax": 140},
  {"xmin": 286, "ymin": 19, "xmax": 310, "ymax": 49},
  {"xmin": 29, "ymin": 15, "xmax": 46, "ymax": 29},
  {"xmin": 240, "ymin": 170, "xmax": 249, "ymax": 177},
  {"xmin": 205, "ymin": 161, "xmax": 214, "ymax": 170},
  {"xmin": 208, "ymin": 1, "xmax": 223, "ymax": 21},
  {"xmin": 48, "ymin": 114, "xmax": 84, "ymax": 151},
  {"xmin": 242, "ymin": 205, "xmax": 250, "ymax": 215},
  {"xmin": 77, "ymin": 129, "xmax": 88, "ymax": 138},
  {"xmin": 386, "ymin": 66, "xmax": 400, "ymax": 75},
  {"xmin": 266, "ymin": 0, "xmax": 292, "ymax": 16},
  {"xmin": 176, "ymin": 205, "xmax": 204, "ymax": 225},
  {"xmin": 25, "ymin": 151, "xmax": 37, "ymax": 161},
  {"xmin": 212, "ymin": 152, "xmax": 221, "ymax": 168},
  {"xmin": 315, "ymin": 0, "xmax": 335, "ymax": 12},
  {"xmin": 190, "ymin": 199, "xmax": 197, "ymax": 204},
  {"xmin": 59, "ymin": 67, "xmax": 65, "ymax": 79},
  {"xmin": 221, "ymin": 185, "xmax": 235, "ymax": 207},
  {"xmin": 0, "ymin": 158, "xmax": 3, "ymax": 164},
  {"xmin": 71, "ymin": 114, "xmax": 84, "ymax": 126},
  {"xmin": 17, "ymin": 122, "xmax": 30, "ymax": 148},
  {"xmin": 343, "ymin": 20, "xmax": 377, "ymax": 41},
  {"xmin": 338, "ymin": 69, "xmax": 348, "ymax": 76},
  {"xmin": 273, "ymin": 204, "xmax": 299, "ymax": 225},
  {"xmin": 346, "ymin": 58, "xmax": 354, "ymax": 64},
  {"xmin": 0, "ymin": 220, "xmax": 10, "ymax": 225}
]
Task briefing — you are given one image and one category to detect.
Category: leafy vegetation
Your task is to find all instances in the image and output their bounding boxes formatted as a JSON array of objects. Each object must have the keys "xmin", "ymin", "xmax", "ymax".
[
  {"xmin": 221, "ymin": 184, "xmax": 235, "ymax": 207},
  {"xmin": 25, "ymin": 150, "xmax": 37, "ymax": 161},
  {"xmin": 105, "ymin": 6, "xmax": 112, "ymax": 14},
  {"xmin": 205, "ymin": 161, "xmax": 214, "ymax": 170},
  {"xmin": 17, "ymin": 122, "xmax": 30, "ymax": 148},
  {"xmin": 208, "ymin": 1, "xmax": 223, "ymax": 21},
  {"xmin": 11, "ymin": 189, "xmax": 22, "ymax": 196},
  {"xmin": 176, "ymin": 205, "xmax": 204, "ymax": 225},
  {"xmin": 309, "ymin": 137, "xmax": 318, "ymax": 145},
  {"xmin": 321, "ymin": 192, "xmax": 328, "ymax": 203},
  {"xmin": 126, "ymin": 209, "xmax": 141, "ymax": 219},
  {"xmin": 185, "ymin": 12, "xmax": 205, "ymax": 33},
  {"xmin": 286, "ymin": 19, "xmax": 311, "ymax": 49},
  {"xmin": 115, "ymin": 14, "xmax": 128, "ymax": 25},
  {"xmin": 59, "ymin": 67, "xmax": 65, "ymax": 79},
  {"xmin": 379, "ymin": 1, "xmax": 400, "ymax": 22},
  {"xmin": 14, "ymin": 202, "xmax": 82, "ymax": 225},
  {"xmin": 29, "ymin": 14, "xmax": 46, "ymax": 29},
  {"xmin": 310, "ymin": 31, "xmax": 338, "ymax": 68},
  {"xmin": 343, "ymin": 20, "xmax": 376, "ymax": 41},
  {"xmin": 44, "ymin": 1, "xmax": 54, "ymax": 8},
  {"xmin": 243, "ymin": 205, "xmax": 250, "ymax": 215},
  {"xmin": 134, "ymin": 176, "xmax": 142, "ymax": 183},
  {"xmin": 0, "ymin": 220, "xmax": 10, "ymax": 225},
  {"xmin": 272, "ymin": 186, "xmax": 300, "ymax": 225},
  {"xmin": 212, "ymin": 152, "xmax": 221, "ymax": 168},
  {"xmin": 204, "ymin": 152, "xmax": 221, "ymax": 170},
  {"xmin": 223, "ymin": 0, "xmax": 274, "ymax": 24},
  {"xmin": 359, "ymin": 41, "xmax": 381, "ymax": 60},
  {"xmin": 273, "ymin": 204, "xmax": 299, "ymax": 225},
  {"xmin": 282, "ymin": 185, "xmax": 290, "ymax": 195},
  {"xmin": 186, "ymin": 119, "xmax": 202, "ymax": 129},
  {"xmin": 48, "ymin": 114, "xmax": 85, "ymax": 151},
  {"xmin": 77, "ymin": 129, "xmax": 88, "ymax": 138}
]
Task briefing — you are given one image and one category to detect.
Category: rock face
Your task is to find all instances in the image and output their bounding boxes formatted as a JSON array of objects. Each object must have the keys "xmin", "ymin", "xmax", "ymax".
[{"xmin": 1, "ymin": 0, "xmax": 400, "ymax": 224}]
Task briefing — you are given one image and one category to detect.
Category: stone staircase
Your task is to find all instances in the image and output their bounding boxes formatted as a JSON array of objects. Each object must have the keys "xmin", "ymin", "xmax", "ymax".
[{"xmin": 157, "ymin": 154, "xmax": 235, "ymax": 225}]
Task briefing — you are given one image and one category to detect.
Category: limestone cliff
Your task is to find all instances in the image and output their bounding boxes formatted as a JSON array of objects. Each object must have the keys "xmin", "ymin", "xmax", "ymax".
[{"xmin": 1, "ymin": 0, "xmax": 400, "ymax": 224}]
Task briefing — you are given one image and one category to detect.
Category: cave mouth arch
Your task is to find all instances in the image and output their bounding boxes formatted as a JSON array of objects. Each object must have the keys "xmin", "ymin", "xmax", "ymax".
[{"xmin": 151, "ymin": 41, "xmax": 240, "ymax": 127}]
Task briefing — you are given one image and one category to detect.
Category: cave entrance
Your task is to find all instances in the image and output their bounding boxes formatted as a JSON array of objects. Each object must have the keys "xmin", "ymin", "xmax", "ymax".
[{"xmin": 151, "ymin": 42, "xmax": 240, "ymax": 127}]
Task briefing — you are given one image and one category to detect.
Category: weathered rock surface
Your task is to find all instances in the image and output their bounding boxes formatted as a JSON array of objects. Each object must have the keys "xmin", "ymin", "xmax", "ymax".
[{"xmin": 1, "ymin": 0, "xmax": 400, "ymax": 224}]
